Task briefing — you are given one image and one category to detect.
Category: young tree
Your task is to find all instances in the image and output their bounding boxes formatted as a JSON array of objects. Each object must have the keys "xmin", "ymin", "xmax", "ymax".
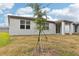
[{"xmin": 28, "ymin": 3, "xmax": 48, "ymax": 55}]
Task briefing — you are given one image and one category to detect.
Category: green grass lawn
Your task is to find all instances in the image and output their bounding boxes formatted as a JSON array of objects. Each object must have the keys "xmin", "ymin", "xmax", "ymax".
[{"xmin": 0, "ymin": 32, "xmax": 9, "ymax": 47}]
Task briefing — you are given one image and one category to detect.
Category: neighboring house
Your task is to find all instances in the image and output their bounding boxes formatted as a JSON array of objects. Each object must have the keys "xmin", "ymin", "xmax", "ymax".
[
  {"xmin": 8, "ymin": 15, "xmax": 79, "ymax": 35},
  {"xmin": 8, "ymin": 15, "xmax": 56, "ymax": 35},
  {"xmin": 75, "ymin": 24, "xmax": 79, "ymax": 33},
  {"xmin": 55, "ymin": 20, "xmax": 75, "ymax": 35},
  {"xmin": 0, "ymin": 27, "xmax": 9, "ymax": 32}
]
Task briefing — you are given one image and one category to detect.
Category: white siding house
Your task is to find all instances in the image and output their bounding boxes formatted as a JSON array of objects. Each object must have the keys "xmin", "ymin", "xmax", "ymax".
[
  {"xmin": 55, "ymin": 20, "xmax": 75, "ymax": 35},
  {"xmin": 76, "ymin": 24, "xmax": 79, "ymax": 33},
  {"xmin": 8, "ymin": 15, "xmax": 56, "ymax": 35},
  {"xmin": 77, "ymin": 26, "xmax": 79, "ymax": 32},
  {"xmin": 8, "ymin": 15, "xmax": 79, "ymax": 35}
]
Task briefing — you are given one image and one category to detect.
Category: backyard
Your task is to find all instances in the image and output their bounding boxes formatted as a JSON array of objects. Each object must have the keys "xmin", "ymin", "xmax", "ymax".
[
  {"xmin": 0, "ymin": 32, "xmax": 79, "ymax": 56},
  {"xmin": 0, "ymin": 32, "xmax": 9, "ymax": 47}
]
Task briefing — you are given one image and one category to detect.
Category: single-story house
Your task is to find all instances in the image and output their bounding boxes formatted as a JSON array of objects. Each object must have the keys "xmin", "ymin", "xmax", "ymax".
[
  {"xmin": 8, "ymin": 15, "xmax": 56, "ymax": 35},
  {"xmin": 55, "ymin": 20, "xmax": 75, "ymax": 35},
  {"xmin": 8, "ymin": 15, "xmax": 79, "ymax": 35}
]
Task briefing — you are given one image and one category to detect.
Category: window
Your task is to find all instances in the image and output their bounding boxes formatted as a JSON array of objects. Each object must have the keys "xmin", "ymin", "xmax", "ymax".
[
  {"xmin": 20, "ymin": 20, "xmax": 25, "ymax": 29},
  {"xmin": 20, "ymin": 20, "xmax": 25, "ymax": 24},
  {"xmin": 43, "ymin": 22, "xmax": 49, "ymax": 30},
  {"xmin": 26, "ymin": 20, "xmax": 30, "ymax": 29},
  {"xmin": 20, "ymin": 25, "xmax": 25, "ymax": 29},
  {"xmin": 26, "ymin": 25, "xmax": 30, "ymax": 29},
  {"xmin": 26, "ymin": 20, "xmax": 30, "ymax": 24},
  {"xmin": 20, "ymin": 20, "xmax": 30, "ymax": 29}
]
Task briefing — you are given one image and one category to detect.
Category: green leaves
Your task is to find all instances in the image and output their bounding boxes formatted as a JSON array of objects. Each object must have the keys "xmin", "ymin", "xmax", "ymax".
[
  {"xmin": 29, "ymin": 3, "xmax": 48, "ymax": 32},
  {"xmin": 34, "ymin": 18, "xmax": 46, "ymax": 24},
  {"xmin": 33, "ymin": 18, "xmax": 47, "ymax": 31}
]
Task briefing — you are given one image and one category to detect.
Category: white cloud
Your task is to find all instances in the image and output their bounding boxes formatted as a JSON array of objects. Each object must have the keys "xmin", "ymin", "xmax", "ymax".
[
  {"xmin": 0, "ymin": 3, "xmax": 15, "ymax": 27},
  {"xmin": 16, "ymin": 7, "xmax": 33, "ymax": 15},
  {"xmin": 16, "ymin": 7, "xmax": 60, "ymax": 22},
  {"xmin": 2, "ymin": 3, "xmax": 79, "ymax": 27},
  {"xmin": 67, "ymin": 3, "xmax": 79, "ymax": 23},
  {"xmin": 0, "ymin": 13, "xmax": 13, "ymax": 27},
  {"xmin": 49, "ymin": 3, "xmax": 79, "ymax": 23},
  {"xmin": 15, "ymin": 14, "xmax": 34, "ymax": 18},
  {"xmin": 41, "ymin": 7, "xmax": 50, "ymax": 13},
  {"xmin": 4, "ymin": 13, "xmax": 13, "ymax": 26},
  {"xmin": 0, "ymin": 3, "xmax": 15, "ymax": 10},
  {"xmin": 3, "ymin": 3, "xmax": 14, "ymax": 9},
  {"xmin": 0, "ymin": 3, "xmax": 14, "ymax": 15},
  {"xmin": 50, "ymin": 8, "xmax": 70, "ymax": 16},
  {"xmin": 69, "ymin": 3, "xmax": 79, "ymax": 8},
  {"xmin": 0, "ymin": 10, "xmax": 3, "ymax": 14}
]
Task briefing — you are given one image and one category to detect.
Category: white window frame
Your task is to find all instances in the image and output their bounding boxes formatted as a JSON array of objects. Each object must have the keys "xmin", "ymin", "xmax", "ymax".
[{"xmin": 20, "ymin": 19, "xmax": 30, "ymax": 29}]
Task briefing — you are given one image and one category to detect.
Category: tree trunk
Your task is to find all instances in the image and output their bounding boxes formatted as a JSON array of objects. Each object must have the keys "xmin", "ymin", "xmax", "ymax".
[{"xmin": 38, "ymin": 29, "xmax": 41, "ymax": 55}]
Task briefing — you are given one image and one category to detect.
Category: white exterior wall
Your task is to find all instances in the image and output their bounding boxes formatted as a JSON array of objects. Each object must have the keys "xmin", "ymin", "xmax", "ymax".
[
  {"xmin": 77, "ymin": 25, "xmax": 79, "ymax": 32},
  {"xmin": 70, "ymin": 23, "xmax": 75, "ymax": 34},
  {"xmin": 9, "ymin": 18, "xmax": 56, "ymax": 35},
  {"xmin": 61, "ymin": 21, "xmax": 65, "ymax": 35},
  {"xmin": 60, "ymin": 22, "xmax": 75, "ymax": 35},
  {"xmin": 65, "ymin": 24, "xmax": 70, "ymax": 33},
  {"xmin": 73, "ymin": 25, "xmax": 75, "ymax": 33}
]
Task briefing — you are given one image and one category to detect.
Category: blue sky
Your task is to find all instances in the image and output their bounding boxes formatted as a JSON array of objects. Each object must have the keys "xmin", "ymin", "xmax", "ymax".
[
  {"xmin": 0, "ymin": 3, "xmax": 79, "ymax": 27},
  {"xmin": 11, "ymin": 3, "xmax": 72, "ymax": 14}
]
